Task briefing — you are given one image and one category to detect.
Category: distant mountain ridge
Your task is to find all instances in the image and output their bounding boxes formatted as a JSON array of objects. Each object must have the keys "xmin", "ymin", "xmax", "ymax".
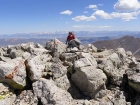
[
  {"xmin": 0, "ymin": 36, "xmax": 118, "ymax": 47},
  {"xmin": 92, "ymin": 35, "xmax": 140, "ymax": 58},
  {"xmin": 0, "ymin": 31, "xmax": 140, "ymax": 39}
]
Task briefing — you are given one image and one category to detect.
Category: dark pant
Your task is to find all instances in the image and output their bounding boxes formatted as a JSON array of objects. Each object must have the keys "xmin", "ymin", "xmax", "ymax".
[{"xmin": 67, "ymin": 39, "xmax": 80, "ymax": 49}]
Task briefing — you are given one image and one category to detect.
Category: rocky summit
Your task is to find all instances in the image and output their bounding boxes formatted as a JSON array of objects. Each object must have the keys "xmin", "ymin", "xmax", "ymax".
[{"xmin": 0, "ymin": 38, "xmax": 140, "ymax": 105}]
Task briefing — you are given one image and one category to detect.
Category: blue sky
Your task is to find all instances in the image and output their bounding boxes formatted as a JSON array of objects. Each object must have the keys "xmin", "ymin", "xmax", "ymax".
[{"xmin": 0, "ymin": 0, "xmax": 140, "ymax": 34}]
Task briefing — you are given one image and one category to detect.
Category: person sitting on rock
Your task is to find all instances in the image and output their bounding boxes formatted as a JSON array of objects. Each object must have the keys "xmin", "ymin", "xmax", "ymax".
[
  {"xmin": 66, "ymin": 31, "xmax": 80, "ymax": 50},
  {"xmin": 66, "ymin": 31, "xmax": 75, "ymax": 44}
]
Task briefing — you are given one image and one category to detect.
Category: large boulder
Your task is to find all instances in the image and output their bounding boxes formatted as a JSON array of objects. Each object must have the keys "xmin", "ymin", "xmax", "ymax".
[
  {"xmin": 72, "ymin": 66, "xmax": 107, "ymax": 98},
  {"xmin": 50, "ymin": 61, "xmax": 71, "ymax": 91},
  {"xmin": 126, "ymin": 63, "xmax": 140, "ymax": 93},
  {"xmin": 20, "ymin": 42, "xmax": 36, "ymax": 51},
  {"xmin": 7, "ymin": 42, "xmax": 35, "ymax": 53},
  {"xmin": 92, "ymin": 49, "xmax": 113, "ymax": 64},
  {"xmin": 90, "ymin": 89, "xmax": 128, "ymax": 105},
  {"xmin": 103, "ymin": 53, "xmax": 122, "ymax": 69},
  {"xmin": 9, "ymin": 50, "xmax": 24, "ymax": 59},
  {"xmin": 74, "ymin": 57, "xmax": 97, "ymax": 70},
  {"xmin": 27, "ymin": 45, "xmax": 49, "ymax": 55},
  {"xmin": 32, "ymin": 78, "xmax": 73, "ymax": 105},
  {"xmin": 60, "ymin": 52, "xmax": 78, "ymax": 62},
  {"xmin": 82, "ymin": 44, "xmax": 97, "ymax": 53},
  {"xmin": 116, "ymin": 48, "xmax": 126, "ymax": 60},
  {"xmin": 35, "ymin": 43, "xmax": 44, "ymax": 48},
  {"xmin": 77, "ymin": 52, "xmax": 97, "ymax": 67},
  {"xmin": 7, "ymin": 45, "xmax": 22, "ymax": 54},
  {"xmin": 0, "ymin": 57, "xmax": 26, "ymax": 89},
  {"xmin": 109, "ymin": 68, "xmax": 126, "ymax": 86},
  {"xmin": 0, "ymin": 56, "xmax": 11, "ymax": 62},
  {"xmin": 72, "ymin": 89, "xmax": 128, "ymax": 105},
  {"xmin": 22, "ymin": 52, "xmax": 31, "ymax": 60},
  {"xmin": 50, "ymin": 59, "xmax": 68, "ymax": 79},
  {"xmin": 54, "ymin": 75, "xmax": 70, "ymax": 90},
  {"xmin": 101, "ymin": 53, "xmax": 125, "ymax": 86},
  {"xmin": 26, "ymin": 54, "xmax": 52, "ymax": 82},
  {"xmin": 74, "ymin": 58, "xmax": 93, "ymax": 69},
  {"xmin": 46, "ymin": 38, "xmax": 67, "ymax": 53}
]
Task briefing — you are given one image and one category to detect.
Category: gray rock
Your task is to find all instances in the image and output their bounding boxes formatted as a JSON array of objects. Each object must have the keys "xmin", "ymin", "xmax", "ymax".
[
  {"xmin": 32, "ymin": 78, "xmax": 73, "ymax": 105},
  {"xmin": 0, "ymin": 56, "xmax": 11, "ymax": 62},
  {"xmin": 123, "ymin": 57, "xmax": 138, "ymax": 69},
  {"xmin": 109, "ymin": 68, "xmax": 125, "ymax": 86},
  {"xmin": 103, "ymin": 53, "xmax": 122, "ymax": 69},
  {"xmin": 27, "ymin": 45, "xmax": 49, "ymax": 55},
  {"xmin": 51, "ymin": 61, "xmax": 67, "ymax": 79},
  {"xmin": 0, "ymin": 57, "xmax": 26, "ymax": 89},
  {"xmin": 0, "ymin": 48, "xmax": 5, "ymax": 56},
  {"xmin": 0, "ymin": 83, "xmax": 16, "ymax": 105},
  {"xmin": 72, "ymin": 66, "xmax": 107, "ymax": 98},
  {"xmin": 77, "ymin": 52, "xmax": 97, "ymax": 67},
  {"xmin": 92, "ymin": 50, "xmax": 113, "ymax": 58},
  {"xmin": 7, "ymin": 43, "xmax": 32, "ymax": 54},
  {"xmin": 102, "ymin": 53, "xmax": 126, "ymax": 85},
  {"xmin": 126, "ymin": 63, "xmax": 140, "ymax": 92},
  {"xmin": 92, "ymin": 50, "xmax": 113, "ymax": 63},
  {"xmin": 89, "ymin": 89, "xmax": 127, "ymax": 105},
  {"xmin": 12, "ymin": 90, "xmax": 38, "ymax": 105},
  {"xmin": 35, "ymin": 43, "xmax": 44, "ymax": 48},
  {"xmin": 46, "ymin": 39, "xmax": 67, "ymax": 53},
  {"xmin": 54, "ymin": 75, "xmax": 70, "ymax": 90},
  {"xmin": 72, "ymin": 99, "xmax": 91, "ymax": 105},
  {"xmin": 9, "ymin": 50, "xmax": 24, "ymax": 59},
  {"xmin": 126, "ymin": 51, "xmax": 132, "ymax": 57},
  {"xmin": 60, "ymin": 52, "xmax": 78, "ymax": 62},
  {"xmin": 22, "ymin": 52, "xmax": 31, "ymax": 60},
  {"xmin": 27, "ymin": 54, "xmax": 52, "ymax": 81},
  {"xmin": 116, "ymin": 48, "xmax": 126, "ymax": 60},
  {"xmin": 82, "ymin": 44, "xmax": 97, "ymax": 53},
  {"xmin": 74, "ymin": 53, "xmax": 97, "ymax": 70}
]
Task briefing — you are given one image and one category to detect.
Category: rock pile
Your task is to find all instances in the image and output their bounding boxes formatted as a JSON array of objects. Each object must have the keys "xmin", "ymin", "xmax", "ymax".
[{"xmin": 0, "ymin": 39, "xmax": 140, "ymax": 105}]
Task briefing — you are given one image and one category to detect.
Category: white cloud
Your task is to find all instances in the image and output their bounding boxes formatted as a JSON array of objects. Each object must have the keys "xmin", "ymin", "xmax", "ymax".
[
  {"xmin": 72, "ymin": 10, "xmax": 140, "ymax": 22},
  {"xmin": 114, "ymin": 0, "xmax": 140, "ymax": 11},
  {"xmin": 72, "ymin": 1, "xmax": 140, "ymax": 22},
  {"xmin": 73, "ymin": 25, "xmax": 112, "ymax": 28},
  {"xmin": 86, "ymin": 5, "xmax": 98, "ymax": 9},
  {"xmin": 111, "ymin": 11, "xmax": 139, "ymax": 21},
  {"xmin": 72, "ymin": 15, "xmax": 96, "ymax": 21},
  {"xmin": 60, "ymin": 10, "xmax": 73, "ymax": 15},
  {"xmin": 93, "ymin": 10, "xmax": 112, "ymax": 19},
  {"xmin": 73, "ymin": 25, "xmax": 95, "ymax": 28},
  {"xmin": 93, "ymin": 10, "xmax": 140, "ymax": 21}
]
